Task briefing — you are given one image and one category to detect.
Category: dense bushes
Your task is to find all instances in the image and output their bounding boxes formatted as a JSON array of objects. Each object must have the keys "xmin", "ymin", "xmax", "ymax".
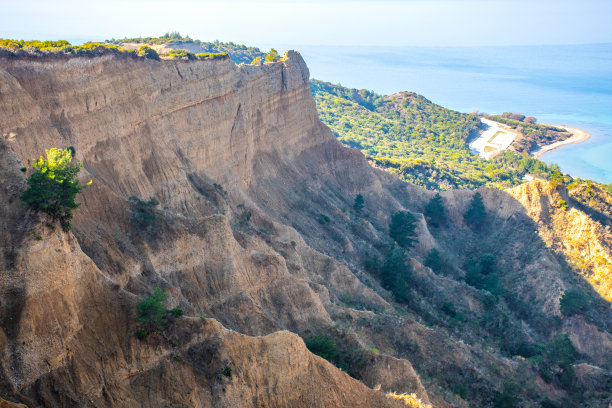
[
  {"xmin": 136, "ymin": 286, "xmax": 169, "ymax": 333},
  {"xmin": 559, "ymin": 289, "xmax": 590, "ymax": 316},
  {"xmin": 21, "ymin": 148, "xmax": 90, "ymax": 231},
  {"xmin": 312, "ymin": 80, "xmax": 566, "ymax": 190},
  {"xmin": 0, "ymin": 39, "xmax": 136, "ymax": 57},
  {"xmin": 305, "ymin": 335, "xmax": 348, "ymax": 371},
  {"xmin": 138, "ymin": 45, "xmax": 159, "ymax": 60},
  {"xmin": 129, "ymin": 196, "xmax": 159, "ymax": 229}
]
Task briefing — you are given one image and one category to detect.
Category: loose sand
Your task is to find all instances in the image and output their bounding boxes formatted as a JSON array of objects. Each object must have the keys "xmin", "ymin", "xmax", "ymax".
[{"xmin": 532, "ymin": 126, "xmax": 591, "ymax": 159}]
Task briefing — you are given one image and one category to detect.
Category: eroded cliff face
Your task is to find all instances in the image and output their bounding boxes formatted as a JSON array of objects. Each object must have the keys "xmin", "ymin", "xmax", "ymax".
[
  {"xmin": 0, "ymin": 51, "xmax": 610, "ymax": 407},
  {"xmin": 508, "ymin": 180, "xmax": 612, "ymax": 302}
]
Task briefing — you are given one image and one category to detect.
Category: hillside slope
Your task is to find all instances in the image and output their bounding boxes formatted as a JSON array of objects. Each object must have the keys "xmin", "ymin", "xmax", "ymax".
[{"xmin": 0, "ymin": 49, "xmax": 609, "ymax": 407}]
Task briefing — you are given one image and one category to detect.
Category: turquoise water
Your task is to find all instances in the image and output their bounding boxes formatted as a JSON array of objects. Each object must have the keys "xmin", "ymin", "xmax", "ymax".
[{"xmin": 296, "ymin": 44, "xmax": 612, "ymax": 183}]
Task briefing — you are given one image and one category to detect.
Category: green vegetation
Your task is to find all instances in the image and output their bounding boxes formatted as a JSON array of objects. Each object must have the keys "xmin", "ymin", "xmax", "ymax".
[
  {"xmin": 424, "ymin": 248, "xmax": 449, "ymax": 275},
  {"xmin": 138, "ymin": 45, "xmax": 159, "ymax": 60},
  {"xmin": 424, "ymin": 193, "xmax": 446, "ymax": 227},
  {"xmin": 136, "ymin": 286, "xmax": 169, "ymax": 335},
  {"xmin": 353, "ymin": 194, "xmax": 364, "ymax": 212},
  {"xmin": 0, "ymin": 39, "xmax": 137, "ymax": 57},
  {"xmin": 21, "ymin": 148, "xmax": 91, "ymax": 232},
  {"xmin": 311, "ymin": 80, "xmax": 563, "ymax": 190},
  {"xmin": 171, "ymin": 307, "xmax": 184, "ymax": 317},
  {"xmin": 464, "ymin": 192, "xmax": 486, "ymax": 229},
  {"xmin": 539, "ymin": 334, "xmax": 578, "ymax": 388},
  {"xmin": 107, "ymin": 33, "xmax": 264, "ymax": 64},
  {"xmin": 492, "ymin": 381, "xmax": 522, "ymax": 408},
  {"xmin": 465, "ymin": 253, "xmax": 501, "ymax": 295},
  {"xmin": 159, "ymin": 48, "xmax": 227, "ymax": 60},
  {"xmin": 389, "ymin": 211, "xmax": 418, "ymax": 249},
  {"xmin": 264, "ymin": 48, "xmax": 279, "ymax": 63},
  {"xmin": 129, "ymin": 197, "xmax": 160, "ymax": 229},
  {"xmin": 381, "ymin": 247, "xmax": 413, "ymax": 303},
  {"xmin": 305, "ymin": 335, "xmax": 348, "ymax": 371},
  {"xmin": 559, "ymin": 289, "xmax": 590, "ymax": 316},
  {"xmin": 222, "ymin": 365, "xmax": 232, "ymax": 377}
]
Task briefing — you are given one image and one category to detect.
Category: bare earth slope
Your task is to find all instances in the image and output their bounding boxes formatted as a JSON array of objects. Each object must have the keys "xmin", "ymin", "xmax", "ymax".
[{"xmin": 0, "ymin": 51, "xmax": 610, "ymax": 407}]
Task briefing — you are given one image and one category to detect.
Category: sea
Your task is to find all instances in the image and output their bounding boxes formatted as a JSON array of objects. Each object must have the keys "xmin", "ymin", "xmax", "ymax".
[{"xmin": 293, "ymin": 43, "xmax": 612, "ymax": 184}]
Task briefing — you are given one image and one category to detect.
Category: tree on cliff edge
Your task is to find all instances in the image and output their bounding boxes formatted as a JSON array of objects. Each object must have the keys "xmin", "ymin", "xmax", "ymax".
[{"xmin": 21, "ymin": 148, "xmax": 91, "ymax": 231}]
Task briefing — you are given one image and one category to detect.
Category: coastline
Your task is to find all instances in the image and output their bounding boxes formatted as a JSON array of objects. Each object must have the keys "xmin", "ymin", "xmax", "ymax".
[{"xmin": 532, "ymin": 126, "xmax": 591, "ymax": 159}]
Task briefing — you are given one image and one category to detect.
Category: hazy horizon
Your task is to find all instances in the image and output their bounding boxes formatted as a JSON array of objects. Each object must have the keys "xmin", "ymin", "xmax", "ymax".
[{"xmin": 2, "ymin": 0, "xmax": 612, "ymax": 48}]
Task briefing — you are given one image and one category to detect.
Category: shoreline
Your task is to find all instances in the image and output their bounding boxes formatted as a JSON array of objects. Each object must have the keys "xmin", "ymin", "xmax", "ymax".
[{"xmin": 532, "ymin": 126, "xmax": 591, "ymax": 159}]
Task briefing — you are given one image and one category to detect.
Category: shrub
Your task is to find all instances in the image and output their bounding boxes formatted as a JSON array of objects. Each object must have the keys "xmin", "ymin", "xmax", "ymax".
[
  {"xmin": 264, "ymin": 48, "xmax": 279, "ymax": 62},
  {"xmin": 492, "ymin": 381, "xmax": 522, "ymax": 408},
  {"xmin": 130, "ymin": 196, "xmax": 159, "ymax": 228},
  {"xmin": 389, "ymin": 211, "xmax": 418, "ymax": 249},
  {"xmin": 559, "ymin": 289, "xmax": 590, "ymax": 316},
  {"xmin": 305, "ymin": 335, "xmax": 339, "ymax": 361},
  {"xmin": 318, "ymin": 213, "xmax": 331, "ymax": 224},
  {"xmin": 549, "ymin": 171, "xmax": 565, "ymax": 187},
  {"xmin": 222, "ymin": 365, "xmax": 232, "ymax": 377},
  {"xmin": 464, "ymin": 192, "xmax": 486, "ymax": 229},
  {"xmin": 556, "ymin": 199, "xmax": 569, "ymax": 211},
  {"xmin": 136, "ymin": 286, "xmax": 169, "ymax": 330},
  {"xmin": 138, "ymin": 45, "xmax": 159, "ymax": 60},
  {"xmin": 304, "ymin": 335, "xmax": 349, "ymax": 371},
  {"xmin": 171, "ymin": 307, "xmax": 184, "ymax": 317},
  {"xmin": 136, "ymin": 329, "xmax": 148, "ymax": 340},
  {"xmin": 21, "ymin": 148, "xmax": 91, "ymax": 231},
  {"xmin": 424, "ymin": 248, "xmax": 446, "ymax": 274},
  {"xmin": 424, "ymin": 193, "xmax": 446, "ymax": 227},
  {"xmin": 353, "ymin": 194, "xmax": 364, "ymax": 212}
]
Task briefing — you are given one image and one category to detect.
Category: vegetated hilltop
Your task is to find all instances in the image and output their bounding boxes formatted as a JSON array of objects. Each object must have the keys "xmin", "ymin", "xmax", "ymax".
[
  {"xmin": 0, "ymin": 43, "xmax": 610, "ymax": 408},
  {"xmin": 311, "ymin": 80, "xmax": 563, "ymax": 190},
  {"xmin": 107, "ymin": 32, "xmax": 265, "ymax": 64}
]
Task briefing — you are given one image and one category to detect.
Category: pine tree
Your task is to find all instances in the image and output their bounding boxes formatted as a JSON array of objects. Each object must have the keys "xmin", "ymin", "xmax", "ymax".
[
  {"xmin": 389, "ymin": 211, "xmax": 418, "ymax": 249},
  {"xmin": 21, "ymin": 148, "xmax": 91, "ymax": 231},
  {"xmin": 424, "ymin": 193, "xmax": 446, "ymax": 227},
  {"xmin": 463, "ymin": 192, "xmax": 486, "ymax": 229},
  {"xmin": 353, "ymin": 194, "xmax": 364, "ymax": 212}
]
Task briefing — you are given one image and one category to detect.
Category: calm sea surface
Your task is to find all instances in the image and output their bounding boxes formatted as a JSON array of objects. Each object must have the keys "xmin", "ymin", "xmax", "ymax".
[{"xmin": 295, "ymin": 44, "xmax": 612, "ymax": 183}]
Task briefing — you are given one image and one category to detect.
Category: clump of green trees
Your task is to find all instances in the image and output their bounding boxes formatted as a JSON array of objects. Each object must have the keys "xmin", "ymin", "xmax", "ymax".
[
  {"xmin": 21, "ymin": 148, "xmax": 91, "ymax": 232},
  {"xmin": 135, "ymin": 286, "xmax": 184, "ymax": 339},
  {"xmin": 311, "ymin": 80, "xmax": 566, "ymax": 190},
  {"xmin": 559, "ymin": 289, "xmax": 590, "ymax": 316},
  {"xmin": 305, "ymin": 335, "xmax": 348, "ymax": 371}
]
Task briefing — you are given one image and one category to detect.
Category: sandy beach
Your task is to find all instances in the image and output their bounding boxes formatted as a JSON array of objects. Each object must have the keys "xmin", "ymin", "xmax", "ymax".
[
  {"xmin": 532, "ymin": 126, "xmax": 591, "ymax": 159},
  {"xmin": 469, "ymin": 118, "xmax": 519, "ymax": 159}
]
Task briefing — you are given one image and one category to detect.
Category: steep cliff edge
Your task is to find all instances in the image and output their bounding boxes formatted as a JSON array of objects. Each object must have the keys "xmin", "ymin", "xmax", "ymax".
[{"xmin": 0, "ymin": 50, "xmax": 610, "ymax": 407}]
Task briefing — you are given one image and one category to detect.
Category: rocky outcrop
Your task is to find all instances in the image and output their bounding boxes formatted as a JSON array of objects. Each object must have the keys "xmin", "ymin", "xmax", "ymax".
[{"xmin": 508, "ymin": 180, "xmax": 612, "ymax": 301}]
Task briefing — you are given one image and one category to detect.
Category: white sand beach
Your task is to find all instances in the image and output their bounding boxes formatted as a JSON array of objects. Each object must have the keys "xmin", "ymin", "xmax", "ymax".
[
  {"xmin": 532, "ymin": 126, "xmax": 591, "ymax": 159},
  {"xmin": 469, "ymin": 118, "xmax": 518, "ymax": 159}
]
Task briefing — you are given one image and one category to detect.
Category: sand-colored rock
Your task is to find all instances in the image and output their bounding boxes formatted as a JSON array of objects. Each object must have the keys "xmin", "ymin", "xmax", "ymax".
[{"xmin": 0, "ymin": 49, "xmax": 610, "ymax": 407}]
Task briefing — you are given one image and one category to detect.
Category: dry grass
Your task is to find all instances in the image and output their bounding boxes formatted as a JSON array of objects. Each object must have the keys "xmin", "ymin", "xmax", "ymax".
[{"xmin": 386, "ymin": 392, "xmax": 432, "ymax": 408}]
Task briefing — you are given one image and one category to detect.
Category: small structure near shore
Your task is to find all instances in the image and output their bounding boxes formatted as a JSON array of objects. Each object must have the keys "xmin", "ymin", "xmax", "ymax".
[{"xmin": 469, "ymin": 118, "xmax": 517, "ymax": 159}]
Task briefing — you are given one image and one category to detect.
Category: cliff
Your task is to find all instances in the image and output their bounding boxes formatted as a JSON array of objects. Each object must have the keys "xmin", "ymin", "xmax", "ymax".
[{"xmin": 0, "ymin": 50, "xmax": 610, "ymax": 407}]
